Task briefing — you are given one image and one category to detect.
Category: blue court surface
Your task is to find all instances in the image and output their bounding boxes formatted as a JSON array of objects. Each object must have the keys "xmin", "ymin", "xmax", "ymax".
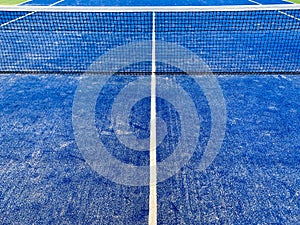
[
  {"xmin": 20, "ymin": 0, "xmax": 294, "ymax": 6},
  {"xmin": 0, "ymin": 0, "xmax": 300, "ymax": 225}
]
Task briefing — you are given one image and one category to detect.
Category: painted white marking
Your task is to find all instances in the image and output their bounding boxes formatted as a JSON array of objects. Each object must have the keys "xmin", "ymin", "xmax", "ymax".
[
  {"xmin": 0, "ymin": 0, "xmax": 64, "ymax": 27},
  {"xmin": 49, "ymin": 0, "xmax": 64, "ymax": 7},
  {"xmin": 149, "ymin": 11, "xmax": 157, "ymax": 225},
  {"xmin": 0, "ymin": 11, "xmax": 35, "ymax": 27},
  {"xmin": 282, "ymin": 0, "xmax": 294, "ymax": 4},
  {"xmin": 249, "ymin": 0, "xmax": 300, "ymax": 21},
  {"xmin": 279, "ymin": 10, "xmax": 300, "ymax": 21},
  {"xmin": 17, "ymin": 0, "xmax": 32, "ymax": 6},
  {"xmin": 248, "ymin": 0, "xmax": 262, "ymax": 5},
  {"xmin": 1, "ymin": 4, "xmax": 300, "ymax": 12}
]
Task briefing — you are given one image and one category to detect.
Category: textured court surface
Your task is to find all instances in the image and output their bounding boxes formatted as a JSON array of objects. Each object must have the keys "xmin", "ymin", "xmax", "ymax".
[
  {"xmin": 19, "ymin": 0, "xmax": 295, "ymax": 6},
  {"xmin": 1, "ymin": 73, "xmax": 299, "ymax": 224},
  {"xmin": 0, "ymin": 1, "xmax": 300, "ymax": 225}
]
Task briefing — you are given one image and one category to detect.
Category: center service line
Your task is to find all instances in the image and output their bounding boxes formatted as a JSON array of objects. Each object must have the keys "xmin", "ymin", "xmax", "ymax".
[{"xmin": 149, "ymin": 11, "xmax": 157, "ymax": 225}]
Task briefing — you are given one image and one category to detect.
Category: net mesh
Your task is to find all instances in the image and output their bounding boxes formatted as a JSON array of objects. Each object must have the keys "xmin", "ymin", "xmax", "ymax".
[{"xmin": 0, "ymin": 5, "xmax": 300, "ymax": 75}]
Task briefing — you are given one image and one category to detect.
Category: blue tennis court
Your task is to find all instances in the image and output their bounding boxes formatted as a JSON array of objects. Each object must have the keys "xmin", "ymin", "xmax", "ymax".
[
  {"xmin": 19, "ymin": 0, "xmax": 295, "ymax": 6},
  {"xmin": 0, "ymin": 0, "xmax": 299, "ymax": 224}
]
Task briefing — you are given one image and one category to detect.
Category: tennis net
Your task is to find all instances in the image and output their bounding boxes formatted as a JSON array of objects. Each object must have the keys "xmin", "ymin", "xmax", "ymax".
[{"xmin": 0, "ymin": 5, "xmax": 300, "ymax": 75}]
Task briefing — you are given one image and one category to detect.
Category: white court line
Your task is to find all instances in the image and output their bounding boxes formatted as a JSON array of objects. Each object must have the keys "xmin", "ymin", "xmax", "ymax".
[
  {"xmin": 279, "ymin": 10, "xmax": 300, "ymax": 20},
  {"xmin": 1, "ymin": 5, "xmax": 300, "ymax": 12},
  {"xmin": 49, "ymin": 0, "xmax": 64, "ymax": 7},
  {"xmin": 0, "ymin": 0, "xmax": 64, "ymax": 27},
  {"xmin": 249, "ymin": 0, "xmax": 300, "ymax": 21},
  {"xmin": 149, "ymin": 12, "xmax": 157, "ymax": 225},
  {"xmin": 248, "ymin": 0, "xmax": 262, "ymax": 5},
  {"xmin": 282, "ymin": 0, "xmax": 294, "ymax": 3},
  {"xmin": 17, "ymin": 0, "xmax": 32, "ymax": 6},
  {"xmin": 0, "ymin": 11, "xmax": 34, "ymax": 27}
]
